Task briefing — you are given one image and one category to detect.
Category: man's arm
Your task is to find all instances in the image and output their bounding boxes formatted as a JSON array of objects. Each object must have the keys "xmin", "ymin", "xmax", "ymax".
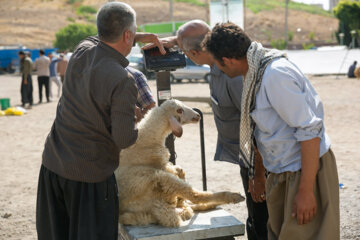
[
  {"xmin": 134, "ymin": 33, "xmax": 169, "ymax": 54},
  {"xmin": 141, "ymin": 35, "xmax": 178, "ymax": 51},
  {"xmin": 111, "ymin": 78, "xmax": 138, "ymax": 149},
  {"xmin": 292, "ymin": 137, "xmax": 320, "ymax": 225}
]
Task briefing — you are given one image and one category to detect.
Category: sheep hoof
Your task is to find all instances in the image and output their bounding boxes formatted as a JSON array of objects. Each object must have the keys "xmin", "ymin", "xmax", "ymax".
[{"xmin": 230, "ymin": 193, "xmax": 245, "ymax": 203}]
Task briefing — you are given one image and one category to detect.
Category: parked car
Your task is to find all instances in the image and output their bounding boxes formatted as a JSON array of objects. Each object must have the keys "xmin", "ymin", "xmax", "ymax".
[
  {"xmin": 170, "ymin": 57, "xmax": 211, "ymax": 83},
  {"xmin": 127, "ymin": 53, "xmax": 154, "ymax": 79}
]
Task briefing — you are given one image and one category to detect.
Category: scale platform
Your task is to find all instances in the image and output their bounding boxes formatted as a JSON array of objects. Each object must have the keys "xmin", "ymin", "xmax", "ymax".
[{"xmin": 118, "ymin": 208, "xmax": 245, "ymax": 240}]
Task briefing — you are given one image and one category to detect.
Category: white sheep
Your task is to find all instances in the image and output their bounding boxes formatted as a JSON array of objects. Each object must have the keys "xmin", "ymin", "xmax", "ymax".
[{"xmin": 115, "ymin": 99, "xmax": 244, "ymax": 227}]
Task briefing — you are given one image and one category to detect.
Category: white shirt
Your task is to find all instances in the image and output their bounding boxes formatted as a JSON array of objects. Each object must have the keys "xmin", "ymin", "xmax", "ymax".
[
  {"xmin": 34, "ymin": 55, "xmax": 50, "ymax": 77},
  {"xmin": 250, "ymin": 58, "xmax": 331, "ymax": 173}
]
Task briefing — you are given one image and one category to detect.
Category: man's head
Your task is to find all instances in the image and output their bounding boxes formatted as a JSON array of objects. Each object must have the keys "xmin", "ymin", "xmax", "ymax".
[
  {"xmin": 18, "ymin": 51, "xmax": 25, "ymax": 60},
  {"xmin": 48, "ymin": 53, "xmax": 53, "ymax": 60},
  {"xmin": 39, "ymin": 49, "xmax": 45, "ymax": 56},
  {"xmin": 176, "ymin": 20, "xmax": 212, "ymax": 65},
  {"xmin": 97, "ymin": 2, "xmax": 137, "ymax": 56},
  {"xmin": 202, "ymin": 22, "xmax": 251, "ymax": 77}
]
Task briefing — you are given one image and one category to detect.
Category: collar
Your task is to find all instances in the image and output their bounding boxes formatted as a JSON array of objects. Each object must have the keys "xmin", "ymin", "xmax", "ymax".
[{"xmin": 98, "ymin": 41, "xmax": 129, "ymax": 68}]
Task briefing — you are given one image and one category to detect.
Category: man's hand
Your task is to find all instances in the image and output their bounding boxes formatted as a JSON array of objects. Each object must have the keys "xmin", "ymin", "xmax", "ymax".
[
  {"xmin": 134, "ymin": 33, "xmax": 166, "ymax": 54},
  {"xmin": 135, "ymin": 105, "xmax": 144, "ymax": 122},
  {"xmin": 142, "ymin": 36, "xmax": 178, "ymax": 52},
  {"xmin": 292, "ymin": 188, "xmax": 317, "ymax": 225},
  {"xmin": 292, "ymin": 137, "xmax": 321, "ymax": 225}
]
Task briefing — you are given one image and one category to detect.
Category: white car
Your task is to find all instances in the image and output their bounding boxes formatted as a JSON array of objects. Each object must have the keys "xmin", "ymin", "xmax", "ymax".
[{"xmin": 170, "ymin": 58, "xmax": 211, "ymax": 83}]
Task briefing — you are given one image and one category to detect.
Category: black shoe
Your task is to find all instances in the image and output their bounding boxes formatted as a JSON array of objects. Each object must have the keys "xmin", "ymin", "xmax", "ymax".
[{"xmin": 38, "ymin": 100, "xmax": 42, "ymax": 104}]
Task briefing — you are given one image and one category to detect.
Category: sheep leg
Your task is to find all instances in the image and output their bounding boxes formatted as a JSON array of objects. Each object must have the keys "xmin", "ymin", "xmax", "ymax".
[
  {"xmin": 119, "ymin": 212, "xmax": 157, "ymax": 226},
  {"xmin": 164, "ymin": 162, "xmax": 185, "ymax": 180},
  {"xmin": 157, "ymin": 173, "xmax": 244, "ymax": 205},
  {"xmin": 151, "ymin": 200, "xmax": 183, "ymax": 227},
  {"xmin": 189, "ymin": 202, "xmax": 220, "ymax": 211}
]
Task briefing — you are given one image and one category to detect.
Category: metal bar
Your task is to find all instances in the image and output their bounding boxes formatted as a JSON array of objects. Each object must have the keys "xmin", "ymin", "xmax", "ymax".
[
  {"xmin": 193, "ymin": 108, "xmax": 207, "ymax": 191},
  {"xmin": 284, "ymin": 0, "xmax": 289, "ymax": 48},
  {"xmin": 156, "ymin": 71, "xmax": 176, "ymax": 164}
]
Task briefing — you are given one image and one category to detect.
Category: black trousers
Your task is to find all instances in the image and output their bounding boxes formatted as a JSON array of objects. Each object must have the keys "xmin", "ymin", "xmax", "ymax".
[
  {"xmin": 36, "ymin": 165, "xmax": 119, "ymax": 240},
  {"xmin": 240, "ymin": 166, "xmax": 269, "ymax": 240},
  {"xmin": 21, "ymin": 74, "xmax": 33, "ymax": 105},
  {"xmin": 38, "ymin": 76, "xmax": 50, "ymax": 102}
]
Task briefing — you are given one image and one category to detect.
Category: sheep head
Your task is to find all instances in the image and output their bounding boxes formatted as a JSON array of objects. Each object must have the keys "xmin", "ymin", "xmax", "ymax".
[{"xmin": 160, "ymin": 99, "xmax": 201, "ymax": 138}]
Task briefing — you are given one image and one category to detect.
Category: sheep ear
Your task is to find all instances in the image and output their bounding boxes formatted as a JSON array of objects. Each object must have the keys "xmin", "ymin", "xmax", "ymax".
[{"xmin": 169, "ymin": 116, "xmax": 183, "ymax": 138}]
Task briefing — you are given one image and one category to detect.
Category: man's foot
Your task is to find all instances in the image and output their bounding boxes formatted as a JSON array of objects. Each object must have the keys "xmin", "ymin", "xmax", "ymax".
[
  {"xmin": 26, "ymin": 104, "xmax": 32, "ymax": 109},
  {"xmin": 38, "ymin": 100, "xmax": 42, "ymax": 104}
]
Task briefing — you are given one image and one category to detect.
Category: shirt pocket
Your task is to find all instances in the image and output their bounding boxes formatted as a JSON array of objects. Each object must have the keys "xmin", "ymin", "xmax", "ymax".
[{"xmin": 211, "ymin": 94, "xmax": 240, "ymax": 122}]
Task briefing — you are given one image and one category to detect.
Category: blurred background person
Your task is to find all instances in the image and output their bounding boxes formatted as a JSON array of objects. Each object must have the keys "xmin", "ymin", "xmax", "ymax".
[
  {"xmin": 18, "ymin": 51, "xmax": 33, "ymax": 108},
  {"xmin": 347, "ymin": 61, "xmax": 357, "ymax": 78},
  {"xmin": 57, "ymin": 53, "xmax": 68, "ymax": 83},
  {"xmin": 48, "ymin": 53, "xmax": 62, "ymax": 100},
  {"xmin": 33, "ymin": 49, "xmax": 51, "ymax": 103}
]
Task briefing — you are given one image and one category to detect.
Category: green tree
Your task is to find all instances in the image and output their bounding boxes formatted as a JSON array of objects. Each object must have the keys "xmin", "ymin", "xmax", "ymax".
[
  {"xmin": 54, "ymin": 23, "xmax": 97, "ymax": 51},
  {"xmin": 333, "ymin": 0, "xmax": 360, "ymax": 47}
]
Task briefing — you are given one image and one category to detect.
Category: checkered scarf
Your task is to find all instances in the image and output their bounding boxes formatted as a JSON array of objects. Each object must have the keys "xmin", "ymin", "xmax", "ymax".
[{"xmin": 239, "ymin": 42, "xmax": 287, "ymax": 178}]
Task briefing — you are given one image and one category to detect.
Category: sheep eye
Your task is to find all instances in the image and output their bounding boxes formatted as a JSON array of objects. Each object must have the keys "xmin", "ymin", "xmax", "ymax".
[{"xmin": 177, "ymin": 108, "xmax": 184, "ymax": 114}]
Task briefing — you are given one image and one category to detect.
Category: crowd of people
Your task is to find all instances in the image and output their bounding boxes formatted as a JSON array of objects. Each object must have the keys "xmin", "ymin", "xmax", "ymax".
[
  {"xmin": 18, "ymin": 50, "xmax": 68, "ymax": 109},
  {"xmin": 29, "ymin": 2, "xmax": 340, "ymax": 240}
]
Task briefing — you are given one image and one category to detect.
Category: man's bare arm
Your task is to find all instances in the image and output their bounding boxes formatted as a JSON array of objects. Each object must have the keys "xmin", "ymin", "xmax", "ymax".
[
  {"xmin": 134, "ymin": 33, "xmax": 167, "ymax": 54},
  {"xmin": 142, "ymin": 36, "xmax": 178, "ymax": 51},
  {"xmin": 292, "ymin": 137, "xmax": 320, "ymax": 225}
]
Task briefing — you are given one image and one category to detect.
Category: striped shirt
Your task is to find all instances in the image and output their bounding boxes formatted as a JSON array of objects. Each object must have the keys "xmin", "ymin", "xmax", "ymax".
[{"xmin": 126, "ymin": 66, "xmax": 155, "ymax": 108}]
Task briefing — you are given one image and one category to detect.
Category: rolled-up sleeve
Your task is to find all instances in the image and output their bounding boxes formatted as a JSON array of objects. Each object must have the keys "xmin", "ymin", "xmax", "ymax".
[
  {"xmin": 264, "ymin": 70, "xmax": 323, "ymax": 142},
  {"xmin": 111, "ymin": 78, "xmax": 138, "ymax": 149}
]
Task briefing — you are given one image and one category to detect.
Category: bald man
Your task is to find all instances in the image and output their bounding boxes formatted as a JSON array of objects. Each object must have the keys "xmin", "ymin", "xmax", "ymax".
[{"xmin": 145, "ymin": 20, "xmax": 268, "ymax": 240}]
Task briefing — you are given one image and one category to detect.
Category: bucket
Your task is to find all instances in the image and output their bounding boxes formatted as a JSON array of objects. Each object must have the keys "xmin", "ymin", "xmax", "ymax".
[{"xmin": 0, "ymin": 98, "xmax": 10, "ymax": 110}]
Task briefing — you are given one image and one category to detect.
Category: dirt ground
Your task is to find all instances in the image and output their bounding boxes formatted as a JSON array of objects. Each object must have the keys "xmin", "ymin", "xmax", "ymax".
[{"xmin": 0, "ymin": 74, "xmax": 359, "ymax": 239}]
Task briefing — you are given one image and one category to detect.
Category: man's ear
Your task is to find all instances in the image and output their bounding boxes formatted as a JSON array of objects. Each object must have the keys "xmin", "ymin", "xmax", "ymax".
[
  {"xmin": 188, "ymin": 49, "xmax": 199, "ymax": 57},
  {"xmin": 222, "ymin": 57, "xmax": 232, "ymax": 67},
  {"xmin": 124, "ymin": 30, "xmax": 133, "ymax": 44}
]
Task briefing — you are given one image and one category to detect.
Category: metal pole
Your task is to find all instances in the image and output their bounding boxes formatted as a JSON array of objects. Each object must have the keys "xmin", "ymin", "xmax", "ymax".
[
  {"xmin": 243, "ymin": 0, "xmax": 246, "ymax": 30},
  {"xmin": 156, "ymin": 71, "xmax": 176, "ymax": 164},
  {"xmin": 284, "ymin": 0, "xmax": 289, "ymax": 49},
  {"xmin": 170, "ymin": 0, "xmax": 175, "ymax": 35},
  {"xmin": 193, "ymin": 108, "xmax": 207, "ymax": 191},
  {"xmin": 205, "ymin": 0, "xmax": 210, "ymax": 24}
]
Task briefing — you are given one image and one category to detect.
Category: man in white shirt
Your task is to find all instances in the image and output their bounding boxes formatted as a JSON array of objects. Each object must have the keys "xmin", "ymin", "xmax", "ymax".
[
  {"xmin": 202, "ymin": 22, "xmax": 339, "ymax": 240},
  {"xmin": 33, "ymin": 49, "xmax": 50, "ymax": 103}
]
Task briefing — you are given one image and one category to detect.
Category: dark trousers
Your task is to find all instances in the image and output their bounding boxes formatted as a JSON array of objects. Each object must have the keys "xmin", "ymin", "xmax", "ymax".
[
  {"xmin": 36, "ymin": 165, "xmax": 119, "ymax": 240},
  {"xmin": 21, "ymin": 74, "xmax": 33, "ymax": 105},
  {"xmin": 240, "ymin": 166, "xmax": 269, "ymax": 240},
  {"xmin": 38, "ymin": 76, "xmax": 50, "ymax": 102}
]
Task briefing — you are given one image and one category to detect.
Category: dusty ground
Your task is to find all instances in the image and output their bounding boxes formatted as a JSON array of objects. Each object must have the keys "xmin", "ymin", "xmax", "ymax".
[
  {"xmin": 0, "ymin": 0, "xmax": 337, "ymax": 48},
  {"xmin": 0, "ymin": 73, "xmax": 359, "ymax": 239}
]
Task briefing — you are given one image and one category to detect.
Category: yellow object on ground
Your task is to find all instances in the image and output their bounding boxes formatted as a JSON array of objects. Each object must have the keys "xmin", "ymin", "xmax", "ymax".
[
  {"xmin": 4, "ymin": 107, "xmax": 24, "ymax": 116},
  {"xmin": 0, "ymin": 110, "xmax": 5, "ymax": 116}
]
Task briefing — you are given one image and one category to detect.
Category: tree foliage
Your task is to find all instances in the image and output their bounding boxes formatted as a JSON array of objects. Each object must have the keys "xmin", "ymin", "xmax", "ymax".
[
  {"xmin": 333, "ymin": 0, "xmax": 360, "ymax": 47},
  {"xmin": 54, "ymin": 23, "xmax": 97, "ymax": 51}
]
